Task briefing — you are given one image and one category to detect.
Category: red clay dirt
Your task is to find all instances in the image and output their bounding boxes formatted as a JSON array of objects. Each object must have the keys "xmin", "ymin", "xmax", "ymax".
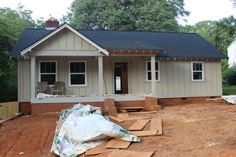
[{"xmin": 1, "ymin": 103, "xmax": 236, "ymax": 157}]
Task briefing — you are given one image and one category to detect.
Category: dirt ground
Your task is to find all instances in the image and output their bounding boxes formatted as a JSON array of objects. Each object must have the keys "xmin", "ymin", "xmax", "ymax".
[{"xmin": 1, "ymin": 102, "xmax": 236, "ymax": 157}]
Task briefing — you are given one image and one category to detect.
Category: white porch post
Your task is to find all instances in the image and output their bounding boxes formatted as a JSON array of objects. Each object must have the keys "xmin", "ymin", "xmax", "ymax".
[
  {"xmin": 151, "ymin": 55, "xmax": 156, "ymax": 96},
  {"xmin": 31, "ymin": 56, "xmax": 36, "ymax": 100},
  {"xmin": 98, "ymin": 56, "xmax": 104, "ymax": 96}
]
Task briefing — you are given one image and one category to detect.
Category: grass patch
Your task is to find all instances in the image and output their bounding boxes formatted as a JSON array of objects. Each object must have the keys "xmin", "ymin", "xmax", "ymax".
[{"xmin": 223, "ymin": 85, "xmax": 236, "ymax": 95}]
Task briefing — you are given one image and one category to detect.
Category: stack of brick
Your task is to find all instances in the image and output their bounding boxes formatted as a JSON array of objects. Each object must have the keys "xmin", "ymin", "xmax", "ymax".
[
  {"xmin": 144, "ymin": 97, "xmax": 161, "ymax": 111},
  {"xmin": 104, "ymin": 98, "xmax": 117, "ymax": 117}
]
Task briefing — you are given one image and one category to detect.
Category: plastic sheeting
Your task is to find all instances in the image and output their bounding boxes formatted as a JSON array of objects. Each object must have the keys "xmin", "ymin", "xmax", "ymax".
[
  {"xmin": 222, "ymin": 95, "xmax": 236, "ymax": 105},
  {"xmin": 51, "ymin": 103, "xmax": 140, "ymax": 157}
]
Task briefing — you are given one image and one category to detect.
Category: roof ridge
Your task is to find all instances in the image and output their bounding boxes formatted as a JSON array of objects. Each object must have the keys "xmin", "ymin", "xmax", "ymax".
[
  {"xmin": 24, "ymin": 27, "xmax": 197, "ymax": 35},
  {"xmin": 78, "ymin": 29, "xmax": 197, "ymax": 35}
]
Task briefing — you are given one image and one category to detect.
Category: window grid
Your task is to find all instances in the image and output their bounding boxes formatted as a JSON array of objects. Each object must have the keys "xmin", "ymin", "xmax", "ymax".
[
  {"xmin": 69, "ymin": 61, "xmax": 87, "ymax": 86},
  {"xmin": 146, "ymin": 61, "xmax": 160, "ymax": 81},
  {"xmin": 192, "ymin": 62, "xmax": 204, "ymax": 81},
  {"xmin": 39, "ymin": 61, "xmax": 57, "ymax": 85}
]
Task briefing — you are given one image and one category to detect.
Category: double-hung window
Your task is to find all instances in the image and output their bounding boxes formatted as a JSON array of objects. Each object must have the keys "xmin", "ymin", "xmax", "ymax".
[
  {"xmin": 192, "ymin": 62, "xmax": 204, "ymax": 81},
  {"xmin": 69, "ymin": 61, "xmax": 86, "ymax": 86},
  {"xmin": 39, "ymin": 61, "xmax": 57, "ymax": 85},
  {"xmin": 146, "ymin": 61, "xmax": 160, "ymax": 81}
]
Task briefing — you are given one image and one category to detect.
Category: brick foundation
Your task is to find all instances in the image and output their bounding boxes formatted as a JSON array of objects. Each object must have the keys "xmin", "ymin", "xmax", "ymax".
[
  {"xmin": 158, "ymin": 96, "xmax": 221, "ymax": 106},
  {"xmin": 144, "ymin": 97, "xmax": 161, "ymax": 111},
  {"xmin": 19, "ymin": 102, "xmax": 31, "ymax": 115},
  {"xmin": 31, "ymin": 102, "xmax": 104, "ymax": 114},
  {"xmin": 115, "ymin": 100, "xmax": 145, "ymax": 108},
  {"xmin": 104, "ymin": 98, "xmax": 117, "ymax": 116},
  {"xmin": 20, "ymin": 96, "xmax": 219, "ymax": 115}
]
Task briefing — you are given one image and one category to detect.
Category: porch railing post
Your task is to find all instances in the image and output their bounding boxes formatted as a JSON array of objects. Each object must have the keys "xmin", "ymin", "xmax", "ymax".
[
  {"xmin": 98, "ymin": 56, "xmax": 104, "ymax": 96},
  {"xmin": 151, "ymin": 55, "xmax": 156, "ymax": 96},
  {"xmin": 31, "ymin": 56, "xmax": 36, "ymax": 100}
]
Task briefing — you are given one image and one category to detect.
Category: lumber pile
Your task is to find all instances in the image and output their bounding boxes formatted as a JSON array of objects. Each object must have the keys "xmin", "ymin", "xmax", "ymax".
[{"xmin": 82, "ymin": 112, "xmax": 163, "ymax": 157}]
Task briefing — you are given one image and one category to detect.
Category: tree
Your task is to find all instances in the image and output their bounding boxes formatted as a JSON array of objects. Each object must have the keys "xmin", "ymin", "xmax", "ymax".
[
  {"xmin": 64, "ymin": 0, "xmax": 189, "ymax": 31},
  {"xmin": 0, "ymin": 6, "xmax": 35, "ymax": 101},
  {"xmin": 224, "ymin": 66, "xmax": 236, "ymax": 85},
  {"xmin": 181, "ymin": 16, "xmax": 236, "ymax": 85}
]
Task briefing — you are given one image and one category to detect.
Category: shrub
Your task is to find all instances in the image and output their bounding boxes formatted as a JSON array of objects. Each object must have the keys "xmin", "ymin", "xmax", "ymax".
[{"xmin": 223, "ymin": 66, "xmax": 236, "ymax": 85}]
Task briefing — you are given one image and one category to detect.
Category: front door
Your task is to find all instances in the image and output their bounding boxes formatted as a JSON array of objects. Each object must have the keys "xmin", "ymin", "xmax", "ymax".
[{"xmin": 114, "ymin": 62, "xmax": 128, "ymax": 94}]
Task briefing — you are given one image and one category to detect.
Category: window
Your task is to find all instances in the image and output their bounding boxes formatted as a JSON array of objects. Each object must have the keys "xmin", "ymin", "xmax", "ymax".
[
  {"xmin": 192, "ymin": 62, "xmax": 204, "ymax": 81},
  {"xmin": 39, "ymin": 61, "xmax": 57, "ymax": 85},
  {"xmin": 146, "ymin": 61, "xmax": 160, "ymax": 81},
  {"xmin": 69, "ymin": 61, "xmax": 86, "ymax": 86}
]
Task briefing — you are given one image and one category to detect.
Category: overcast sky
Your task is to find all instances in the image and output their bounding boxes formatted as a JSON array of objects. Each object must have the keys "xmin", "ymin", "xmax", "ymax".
[{"xmin": 0, "ymin": 0, "xmax": 236, "ymax": 25}]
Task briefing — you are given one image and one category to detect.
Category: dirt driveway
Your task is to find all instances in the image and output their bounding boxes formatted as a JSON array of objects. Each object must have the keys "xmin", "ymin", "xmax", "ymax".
[{"xmin": 1, "ymin": 103, "xmax": 236, "ymax": 157}]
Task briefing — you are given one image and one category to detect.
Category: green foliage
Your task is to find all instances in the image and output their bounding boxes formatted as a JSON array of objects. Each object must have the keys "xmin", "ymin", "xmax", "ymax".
[
  {"xmin": 65, "ymin": 0, "xmax": 189, "ymax": 31},
  {"xmin": 181, "ymin": 16, "xmax": 236, "ymax": 83},
  {"xmin": 223, "ymin": 66, "xmax": 236, "ymax": 86},
  {"xmin": 0, "ymin": 6, "xmax": 35, "ymax": 102},
  {"xmin": 223, "ymin": 85, "xmax": 236, "ymax": 95}
]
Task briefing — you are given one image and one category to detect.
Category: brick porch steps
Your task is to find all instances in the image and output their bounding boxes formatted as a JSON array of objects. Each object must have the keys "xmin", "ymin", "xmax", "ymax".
[{"xmin": 119, "ymin": 107, "xmax": 144, "ymax": 112}]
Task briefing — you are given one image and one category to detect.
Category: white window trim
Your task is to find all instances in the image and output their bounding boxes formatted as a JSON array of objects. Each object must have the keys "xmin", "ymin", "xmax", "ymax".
[
  {"xmin": 191, "ymin": 61, "xmax": 204, "ymax": 81},
  {"xmin": 145, "ymin": 61, "xmax": 160, "ymax": 82},
  {"xmin": 69, "ymin": 61, "xmax": 87, "ymax": 86},
  {"xmin": 39, "ymin": 60, "xmax": 57, "ymax": 85}
]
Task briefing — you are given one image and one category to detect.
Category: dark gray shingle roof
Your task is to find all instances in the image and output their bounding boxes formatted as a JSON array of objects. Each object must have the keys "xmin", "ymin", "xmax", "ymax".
[{"xmin": 11, "ymin": 28, "xmax": 226, "ymax": 59}]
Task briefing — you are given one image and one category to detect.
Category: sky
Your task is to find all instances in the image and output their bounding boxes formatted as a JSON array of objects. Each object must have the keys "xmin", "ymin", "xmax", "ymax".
[{"xmin": 0, "ymin": 0, "xmax": 236, "ymax": 25}]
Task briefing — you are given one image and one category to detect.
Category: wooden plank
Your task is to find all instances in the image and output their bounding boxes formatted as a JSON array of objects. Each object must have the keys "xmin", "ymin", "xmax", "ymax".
[
  {"xmin": 117, "ymin": 113, "xmax": 129, "ymax": 119},
  {"xmin": 129, "ymin": 119, "xmax": 150, "ymax": 131},
  {"xmin": 107, "ymin": 150, "xmax": 154, "ymax": 157},
  {"xmin": 85, "ymin": 142, "xmax": 111, "ymax": 156},
  {"xmin": 126, "ymin": 116, "xmax": 150, "ymax": 121},
  {"xmin": 150, "ymin": 118, "xmax": 163, "ymax": 135},
  {"xmin": 108, "ymin": 116, "xmax": 124, "ymax": 123},
  {"xmin": 105, "ymin": 139, "xmax": 131, "ymax": 149},
  {"xmin": 131, "ymin": 130, "xmax": 158, "ymax": 137}
]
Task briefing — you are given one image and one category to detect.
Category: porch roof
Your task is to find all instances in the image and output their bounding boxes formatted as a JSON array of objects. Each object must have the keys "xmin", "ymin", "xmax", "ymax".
[{"xmin": 11, "ymin": 24, "xmax": 226, "ymax": 59}]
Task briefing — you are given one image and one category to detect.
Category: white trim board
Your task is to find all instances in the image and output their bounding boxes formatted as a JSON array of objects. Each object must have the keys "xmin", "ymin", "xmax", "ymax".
[
  {"xmin": 20, "ymin": 23, "xmax": 109, "ymax": 57},
  {"xmin": 31, "ymin": 95, "xmax": 145, "ymax": 104},
  {"xmin": 32, "ymin": 50, "xmax": 104, "ymax": 56}
]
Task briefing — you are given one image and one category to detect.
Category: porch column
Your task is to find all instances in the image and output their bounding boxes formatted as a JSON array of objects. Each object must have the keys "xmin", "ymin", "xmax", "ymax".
[
  {"xmin": 31, "ymin": 56, "xmax": 36, "ymax": 100},
  {"xmin": 98, "ymin": 56, "xmax": 104, "ymax": 96},
  {"xmin": 151, "ymin": 55, "xmax": 156, "ymax": 96}
]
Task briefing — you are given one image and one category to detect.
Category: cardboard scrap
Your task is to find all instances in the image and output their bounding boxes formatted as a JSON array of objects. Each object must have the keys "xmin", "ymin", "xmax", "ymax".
[
  {"xmin": 125, "ymin": 116, "xmax": 151, "ymax": 121},
  {"xmin": 107, "ymin": 150, "xmax": 154, "ymax": 157},
  {"xmin": 105, "ymin": 139, "xmax": 131, "ymax": 149},
  {"xmin": 150, "ymin": 118, "xmax": 163, "ymax": 135},
  {"xmin": 108, "ymin": 116, "xmax": 124, "ymax": 123},
  {"xmin": 85, "ymin": 142, "xmax": 111, "ymax": 156},
  {"xmin": 131, "ymin": 129, "xmax": 158, "ymax": 137},
  {"xmin": 129, "ymin": 119, "xmax": 150, "ymax": 131},
  {"xmin": 117, "ymin": 113, "xmax": 129, "ymax": 119}
]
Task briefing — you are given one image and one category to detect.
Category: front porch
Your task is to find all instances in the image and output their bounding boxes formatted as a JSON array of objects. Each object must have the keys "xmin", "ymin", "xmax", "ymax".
[{"xmin": 30, "ymin": 55, "xmax": 158, "ymax": 104}]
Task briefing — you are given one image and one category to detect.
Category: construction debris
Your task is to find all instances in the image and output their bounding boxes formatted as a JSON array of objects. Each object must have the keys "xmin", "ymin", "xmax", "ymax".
[
  {"xmin": 131, "ymin": 130, "xmax": 159, "ymax": 137},
  {"xmin": 85, "ymin": 142, "xmax": 111, "ymax": 156},
  {"xmin": 83, "ymin": 110, "xmax": 163, "ymax": 156},
  {"xmin": 105, "ymin": 138, "xmax": 131, "ymax": 149},
  {"xmin": 51, "ymin": 103, "xmax": 140, "ymax": 157},
  {"xmin": 222, "ymin": 95, "xmax": 236, "ymax": 105},
  {"xmin": 107, "ymin": 150, "xmax": 154, "ymax": 157},
  {"xmin": 150, "ymin": 118, "xmax": 163, "ymax": 135},
  {"xmin": 129, "ymin": 119, "xmax": 150, "ymax": 131}
]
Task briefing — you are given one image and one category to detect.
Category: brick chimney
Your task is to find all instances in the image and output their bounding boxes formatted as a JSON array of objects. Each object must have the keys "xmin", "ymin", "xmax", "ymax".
[{"xmin": 45, "ymin": 17, "xmax": 59, "ymax": 30}]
